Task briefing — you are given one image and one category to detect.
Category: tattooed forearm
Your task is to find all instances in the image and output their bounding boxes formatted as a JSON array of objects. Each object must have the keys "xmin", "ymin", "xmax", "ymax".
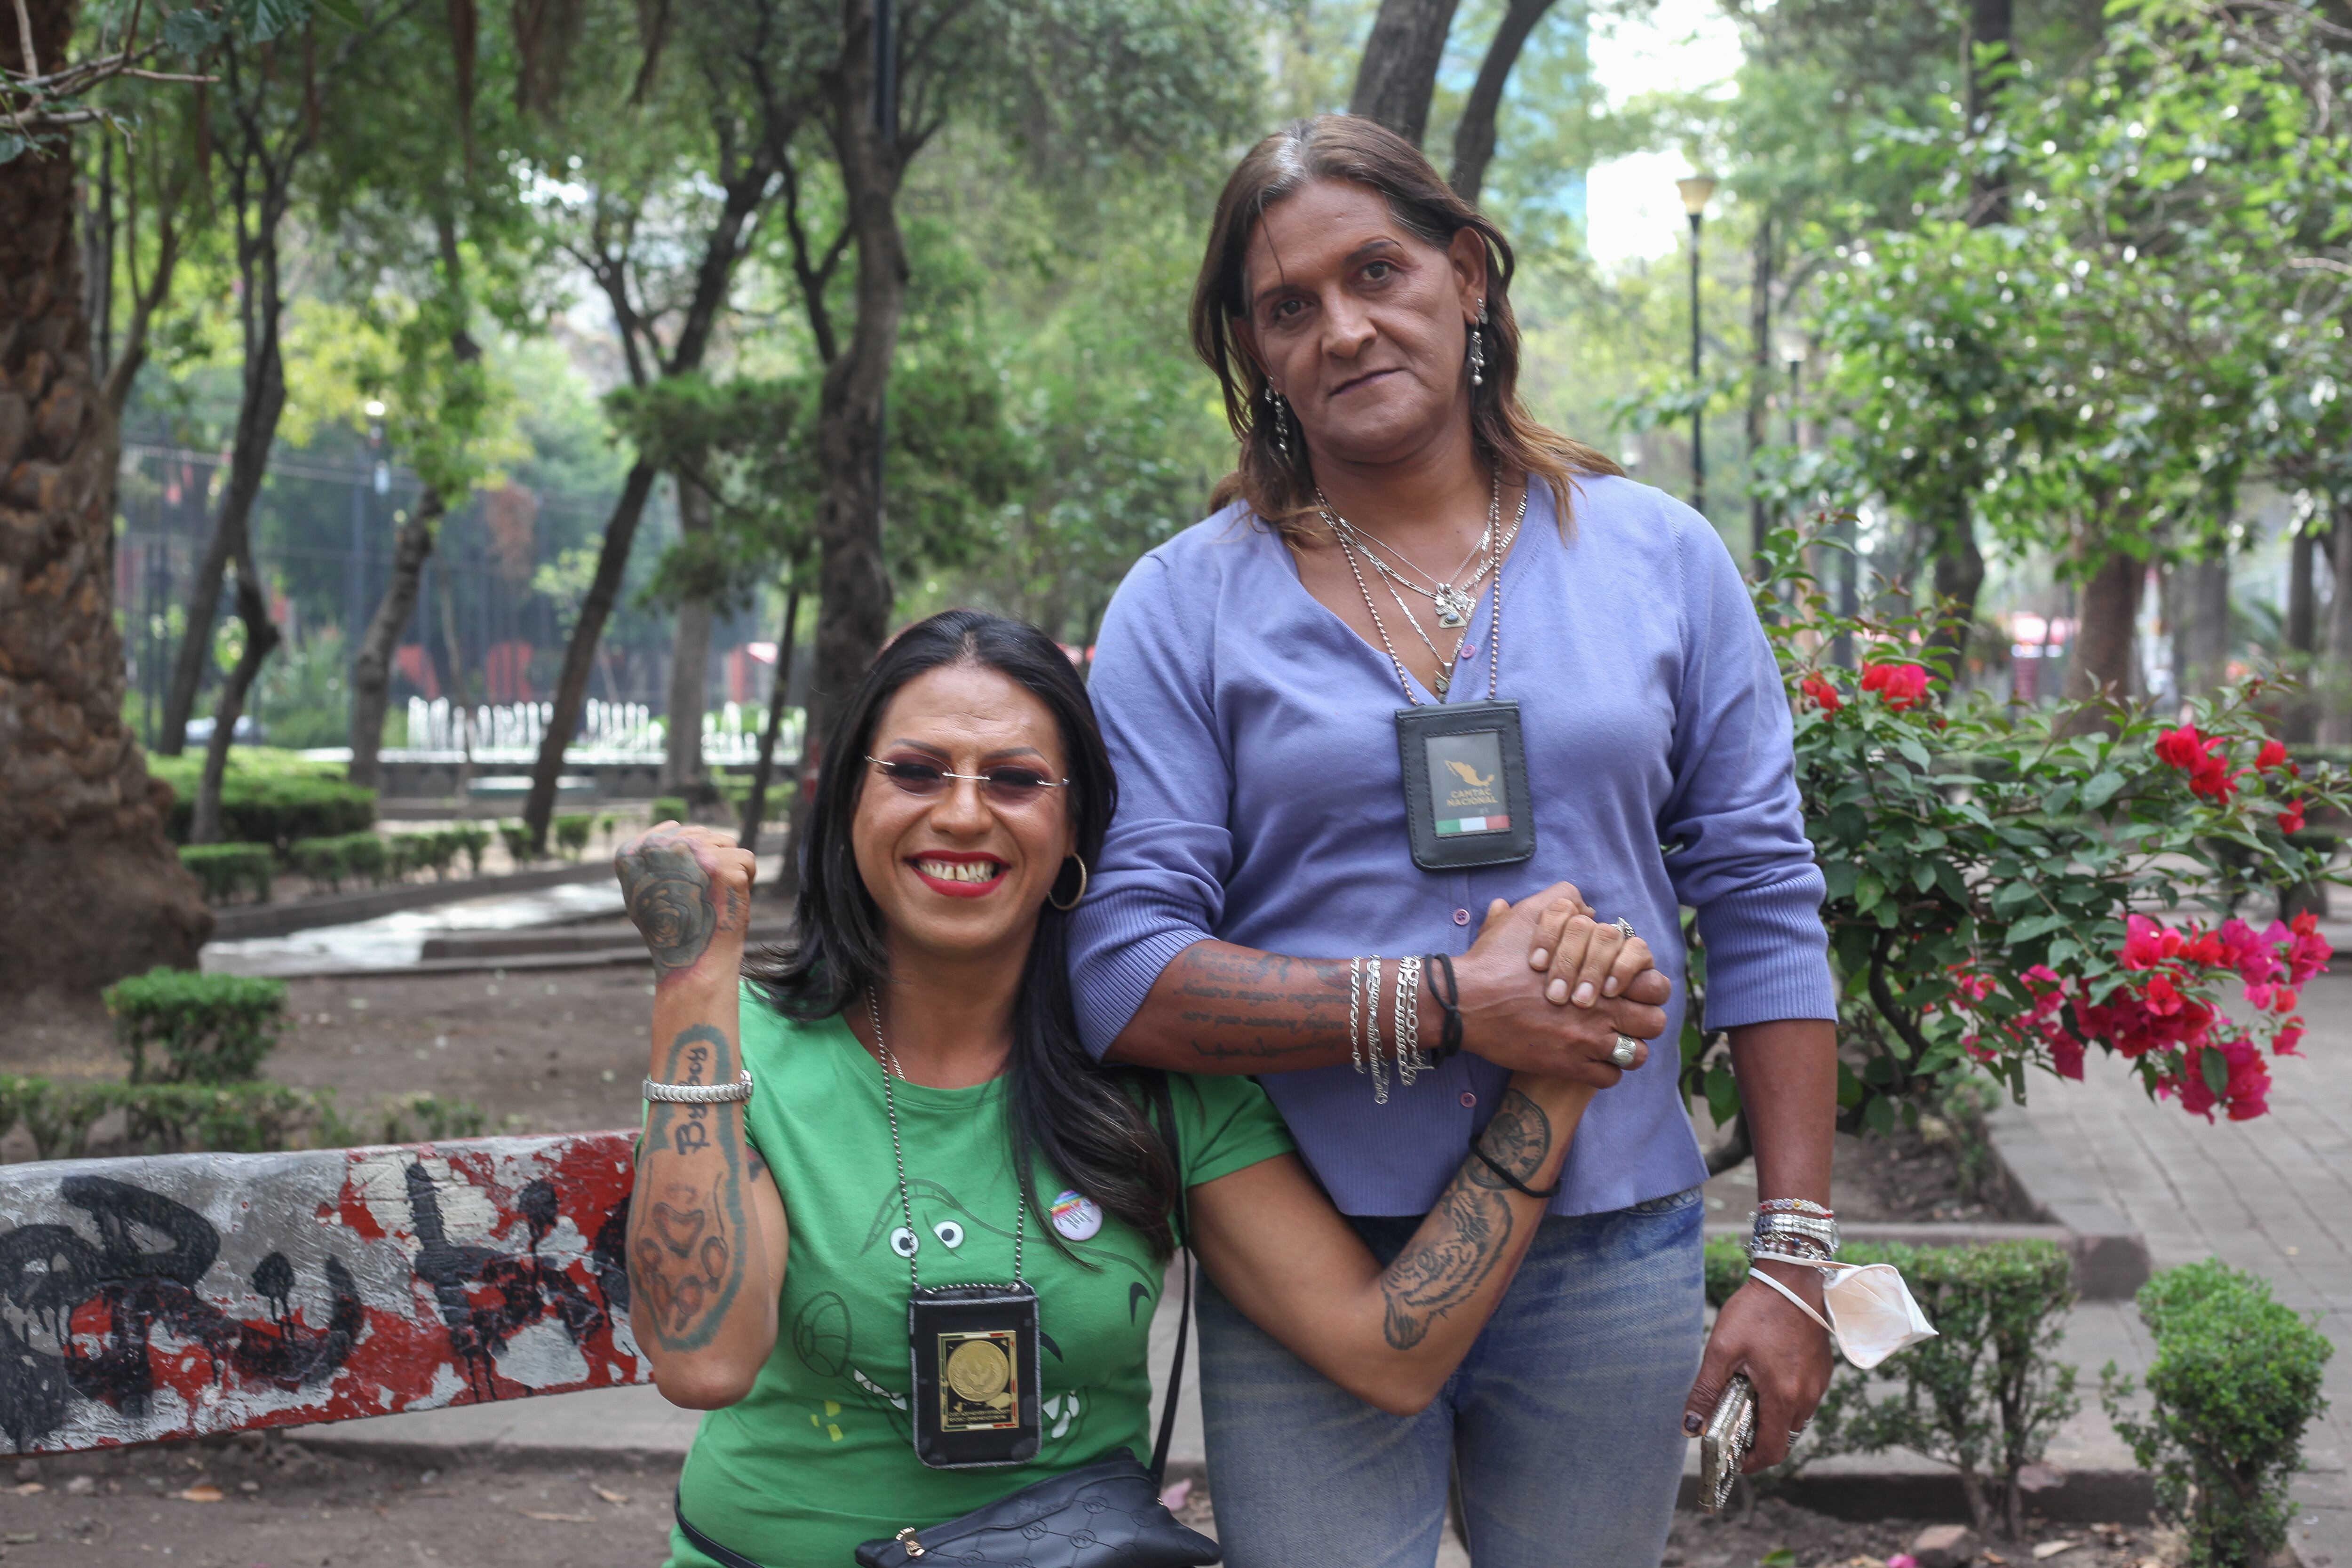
[
  {"xmin": 618, "ymin": 837, "xmax": 719, "ymax": 983},
  {"xmin": 1167, "ymin": 948, "xmax": 1368, "ymax": 1063},
  {"xmin": 631, "ymin": 1023, "xmax": 751, "ymax": 1353},
  {"xmin": 1378, "ymin": 1090, "xmax": 1553, "ymax": 1350}
]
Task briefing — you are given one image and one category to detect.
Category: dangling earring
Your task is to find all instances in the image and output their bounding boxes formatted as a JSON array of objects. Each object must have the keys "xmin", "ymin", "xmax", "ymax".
[
  {"xmin": 1468, "ymin": 299, "xmax": 1487, "ymax": 388},
  {"xmin": 1048, "ymin": 855, "xmax": 1089, "ymax": 912},
  {"xmin": 1263, "ymin": 382, "xmax": 1290, "ymax": 460}
]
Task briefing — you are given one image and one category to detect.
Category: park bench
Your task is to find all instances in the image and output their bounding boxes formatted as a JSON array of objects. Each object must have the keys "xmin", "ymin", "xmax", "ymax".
[{"xmin": 0, "ymin": 1132, "xmax": 644, "ymax": 1455}]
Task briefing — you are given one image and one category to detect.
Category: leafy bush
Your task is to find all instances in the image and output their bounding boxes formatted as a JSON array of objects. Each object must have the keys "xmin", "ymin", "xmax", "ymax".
[
  {"xmin": 288, "ymin": 832, "xmax": 391, "ymax": 892},
  {"xmin": 389, "ymin": 829, "xmax": 459, "ymax": 881},
  {"xmin": 2104, "ymin": 1261, "xmax": 2334, "ymax": 1567},
  {"xmin": 651, "ymin": 795, "xmax": 689, "ymax": 826},
  {"xmin": 554, "ymin": 813, "xmax": 594, "ymax": 860},
  {"xmin": 449, "ymin": 822, "xmax": 490, "ymax": 876},
  {"xmin": 17, "ymin": 1080, "xmax": 127, "ymax": 1160},
  {"xmin": 159, "ymin": 771, "xmax": 377, "ymax": 851},
  {"xmin": 120, "ymin": 1082, "xmax": 330, "ymax": 1155},
  {"xmin": 1716, "ymin": 1239, "xmax": 2079, "ymax": 1540},
  {"xmin": 177, "ymin": 843, "xmax": 276, "ymax": 905},
  {"xmin": 498, "ymin": 820, "xmax": 539, "ymax": 866},
  {"xmin": 323, "ymin": 1092, "xmax": 490, "ymax": 1147},
  {"xmin": 102, "ymin": 967, "xmax": 286, "ymax": 1084},
  {"xmin": 1722, "ymin": 523, "xmax": 2345, "ymax": 1135}
]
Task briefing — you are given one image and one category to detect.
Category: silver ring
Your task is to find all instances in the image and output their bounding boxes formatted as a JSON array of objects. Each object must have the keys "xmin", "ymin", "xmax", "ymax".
[
  {"xmin": 1610, "ymin": 1035, "xmax": 1640, "ymax": 1068},
  {"xmin": 1613, "ymin": 917, "xmax": 1635, "ymax": 940}
]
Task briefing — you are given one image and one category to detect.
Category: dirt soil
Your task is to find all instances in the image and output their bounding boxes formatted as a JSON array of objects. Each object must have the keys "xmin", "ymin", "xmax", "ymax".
[
  {"xmin": 3, "ymin": 966, "xmax": 660, "ymax": 1158},
  {"xmin": 1664, "ymin": 1496, "xmax": 2168, "ymax": 1568},
  {"xmin": 0, "ymin": 1438, "xmax": 676, "ymax": 1568},
  {"xmin": 1706, "ymin": 1120, "xmax": 2029, "ymax": 1227}
]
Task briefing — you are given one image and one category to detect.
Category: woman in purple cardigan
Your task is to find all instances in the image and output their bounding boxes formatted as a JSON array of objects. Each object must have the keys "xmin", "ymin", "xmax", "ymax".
[{"xmin": 1065, "ymin": 117, "xmax": 1841, "ymax": 1564}]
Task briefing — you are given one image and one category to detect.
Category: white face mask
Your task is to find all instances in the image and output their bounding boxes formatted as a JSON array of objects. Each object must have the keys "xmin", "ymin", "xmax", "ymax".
[{"xmin": 1749, "ymin": 1254, "xmax": 1939, "ymax": 1370}]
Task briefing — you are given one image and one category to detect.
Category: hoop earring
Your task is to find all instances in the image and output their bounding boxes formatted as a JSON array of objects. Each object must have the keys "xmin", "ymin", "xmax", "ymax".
[
  {"xmin": 1263, "ymin": 382, "xmax": 1290, "ymax": 461},
  {"xmin": 1048, "ymin": 855, "xmax": 1089, "ymax": 912}
]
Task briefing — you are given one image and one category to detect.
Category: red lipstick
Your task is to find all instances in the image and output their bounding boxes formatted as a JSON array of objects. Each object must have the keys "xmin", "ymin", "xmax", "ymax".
[{"xmin": 908, "ymin": 852, "xmax": 1009, "ymax": 899}]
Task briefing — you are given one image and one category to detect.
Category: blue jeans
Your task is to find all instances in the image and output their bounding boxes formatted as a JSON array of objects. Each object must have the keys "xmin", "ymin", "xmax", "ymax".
[{"xmin": 1197, "ymin": 1188, "xmax": 1705, "ymax": 1568}]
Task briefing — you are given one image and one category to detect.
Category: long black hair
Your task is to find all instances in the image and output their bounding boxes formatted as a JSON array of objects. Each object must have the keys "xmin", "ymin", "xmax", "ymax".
[{"xmin": 746, "ymin": 609, "xmax": 1182, "ymax": 1260}]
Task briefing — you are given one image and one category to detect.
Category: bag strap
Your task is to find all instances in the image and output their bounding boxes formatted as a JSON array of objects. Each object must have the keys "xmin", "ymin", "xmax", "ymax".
[
  {"xmin": 1144, "ymin": 1072, "xmax": 1193, "ymax": 1488},
  {"xmin": 674, "ymin": 1494, "xmax": 770, "ymax": 1568}
]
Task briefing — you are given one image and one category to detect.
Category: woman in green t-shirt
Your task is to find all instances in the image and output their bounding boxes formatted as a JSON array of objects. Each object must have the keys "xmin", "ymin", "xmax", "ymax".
[{"xmin": 616, "ymin": 608, "xmax": 1639, "ymax": 1566}]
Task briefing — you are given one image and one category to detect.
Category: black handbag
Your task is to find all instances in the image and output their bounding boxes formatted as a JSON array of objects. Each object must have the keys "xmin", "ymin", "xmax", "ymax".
[{"xmin": 676, "ymin": 1079, "xmax": 1220, "ymax": 1568}]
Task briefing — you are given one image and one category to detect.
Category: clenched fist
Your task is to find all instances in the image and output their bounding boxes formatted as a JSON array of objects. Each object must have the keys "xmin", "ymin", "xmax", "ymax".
[{"xmin": 616, "ymin": 821, "xmax": 758, "ymax": 987}]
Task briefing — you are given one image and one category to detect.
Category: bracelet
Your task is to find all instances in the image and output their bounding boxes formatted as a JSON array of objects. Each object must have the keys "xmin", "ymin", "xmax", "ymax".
[
  {"xmin": 1424, "ymin": 953, "xmax": 1463, "ymax": 1061},
  {"xmin": 1367, "ymin": 956, "xmax": 1388, "ymax": 1105},
  {"xmin": 1395, "ymin": 955, "xmax": 1424, "ymax": 1086},
  {"xmin": 643, "ymin": 1069, "xmax": 754, "ymax": 1104},
  {"xmin": 1757, "ymin": 1198, "xmax": 1835, "ymax": 1219},
  {"xmin": 1467, "ymin": 1130, "xmax": 1564, "ymax": 1198},
  {"xmin": 1349, "ymin": 956, "xmax": 1366, "ymax": 1077}
]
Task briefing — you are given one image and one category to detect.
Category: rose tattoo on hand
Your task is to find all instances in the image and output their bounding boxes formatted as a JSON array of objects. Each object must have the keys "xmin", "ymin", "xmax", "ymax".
[{"xmin": 618, "ymin": 833, "xmax": 720, "ymax": 984}]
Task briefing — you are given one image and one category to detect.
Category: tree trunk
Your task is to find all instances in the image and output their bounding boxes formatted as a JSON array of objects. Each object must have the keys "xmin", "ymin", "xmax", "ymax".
[
  {"xmin": 2065, "ymin": 547, "xmax": 2142, "ymax": 707},
  {"xmin": 2322, "ymin": 505, "xmax": 2352, "ymax": 746},
  {"xmin": 800, "ymin": 0, "xmax": 911, "ymax": 862},
  {"xmin": 522, "ymin": 459, "xmax": 660, "ymax": 846},
  {"xmin": 348, "ymin": 487, "xmax": 445, "ymax": 788},
  {"xmin": 191, "ymin": 541, "xmax": 282, "ymax": 843},
  {"xmin": 740, "ymin": 587, "xmax": 799, "ymax": 850},
  {"xmin": 2286, "ymin": 524, "xmax": 2319, "ymax": 742},
  {"xmin": 1966, "ymin": 0, "xmax": 2012, "ymax": 223},
  {"xmin": 1349, "ymin": 0, "xmax": 1461, "ymax": 147},
  {"xmin": 1, "ymin": 0, "xmax": 213, "ymax": 995},
  {"xmin": 660, "ymin": 475, "xmax": 715, "ymax": 797},
  {"xmin": 2170, "ymin": 552, "xmax": 2230, "ymax": 703},
  {"xmin": 1930, "ymin": 508, "xmax": 1985, "ymax": 683},
  {"xmin": 1446, "ymin": 0, "xmax": 1554, "ymax": 202}
]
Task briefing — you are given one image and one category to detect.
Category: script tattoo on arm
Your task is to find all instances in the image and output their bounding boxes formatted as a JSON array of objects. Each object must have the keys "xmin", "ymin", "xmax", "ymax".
[
  {"xmin": 1169, "ymin": 948, "xmax": 1357, "ymax": 1063},
  {"xmin": 618, "ymin": 836, "xmax": 720, "ymax": 984},
  {"xmin": 631, "ymin": 1023, "xmax": 752, "ymax": 1353},
  {"xmin": 1377, "ymin": 1089, "xmax": 1553, "ymax": 1351}
]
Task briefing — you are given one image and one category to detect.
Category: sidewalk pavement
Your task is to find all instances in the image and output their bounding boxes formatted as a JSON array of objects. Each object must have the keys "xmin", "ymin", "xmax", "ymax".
[{"xmin": 2021, "ymin": 949, "xmax": 2352, "ymax": 1567}]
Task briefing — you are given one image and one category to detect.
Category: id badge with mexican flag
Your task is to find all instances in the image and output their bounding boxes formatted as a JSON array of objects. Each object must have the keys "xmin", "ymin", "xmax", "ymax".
[{"xmin": 1395, "ymin": 699, "xmax": 1537, "ymax": 871}]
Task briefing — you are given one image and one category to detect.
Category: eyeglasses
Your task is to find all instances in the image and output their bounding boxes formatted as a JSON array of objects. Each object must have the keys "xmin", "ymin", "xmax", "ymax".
[{"xmin": 866, "ymin": 756, "xmax": 1070, "ymax": 807}]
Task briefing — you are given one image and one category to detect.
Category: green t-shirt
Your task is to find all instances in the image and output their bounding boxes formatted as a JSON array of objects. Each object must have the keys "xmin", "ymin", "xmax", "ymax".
[{"xmin": 666, "ymin": 995, "xmax": 1294, "ymax": 1568}]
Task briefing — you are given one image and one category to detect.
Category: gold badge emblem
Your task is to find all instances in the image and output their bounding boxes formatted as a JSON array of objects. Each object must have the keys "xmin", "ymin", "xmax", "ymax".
[{"xmin": 937, "ymin": 1329, "xmax": 1019, "ymax": 1430}]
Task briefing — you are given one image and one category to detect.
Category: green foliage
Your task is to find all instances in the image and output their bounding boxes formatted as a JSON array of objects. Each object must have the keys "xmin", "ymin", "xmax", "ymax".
[
  {"xmin": 16, "ymin": 1082, "xmax": 127, "ymax": 1162},
  {"xmin": 553, "ymin": 814, "xmax": 594, "ymax": 861},
  {"xmin": 388, "ymin": 828, "xmax": 461, "ymax": 881},
  {"xmin": 450, "ymin": 822, "xmax": 491, "ymax": 876},
  {"xmin": 498, "ymin": 820, "xmax": 540, "ymax": 866},
  {"xmin": 152, "ymin": 752, "xmax": 377, "ymax": 852},
  {"xmin": 177, "ymin": 843, "xmax": 277, "ymax": 905},
  {"xmin": 322, "ymin": 1092, "xmax": 490, "ymax": 1147},
  {"xmin": 1805, "ymin": 1241, "xmax": 2080, "ymax": 1539},
  {"xmin": 288, "ymin": 832, "xmax": 392, "ymax": 891},
  {"xmin": 1754, "ymin": 522, "xmax": 2345, "ymax": 1129},
  {"xmin": 2105, "ymin": 1261, "xmax": 2334, "ymax": 1566},
  {"xmin": 102, "ymin": 967, "xmax": 287, "ymax": 1085},
  {"xmin": 248, "ymin": 628, "xmax": 355, "ymax": 750},
  {"xmin": 119, "ymin": 1082, "xmax": 333, "ymax": 1155},
  {"xmin": 649, "ymin": 796, "xmax": 689, "ymax": 827}
]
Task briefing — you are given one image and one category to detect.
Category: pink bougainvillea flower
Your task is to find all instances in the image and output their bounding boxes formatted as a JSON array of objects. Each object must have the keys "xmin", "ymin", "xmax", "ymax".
[
  {"xmin": 1860, "ymin": 662, "xmax": 1931, "ymax": 710},
  {"xmin": 2217, "ymin": 919, "xmax": 2283, "ymax": 986},
  {"xmin": 2121, "ymin": 913, "xmax": 2175, "ymax": 971},
  {"xmin": 2277, "ymin": 1021, "xmax": 2306, "ymax": 1056},
  {"xmin": 2288, "ymin": 912, "xmax": 2333, "ymax": 984},
  {"xmin": 1800, "ymin": 673, "xmax": 1842, "ymax": 713}
]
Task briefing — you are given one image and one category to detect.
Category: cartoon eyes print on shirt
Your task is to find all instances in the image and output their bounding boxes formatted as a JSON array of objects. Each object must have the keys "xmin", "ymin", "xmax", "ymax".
[{"xmin": 933, "ymin": 1221, "xmax": 964, "ymax": 1249}]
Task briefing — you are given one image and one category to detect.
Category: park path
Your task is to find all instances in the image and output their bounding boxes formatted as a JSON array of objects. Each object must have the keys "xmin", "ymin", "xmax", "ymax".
[{"xmin": 2020, "ymin": 940, "xmax": 2352, "ymax": 1567}]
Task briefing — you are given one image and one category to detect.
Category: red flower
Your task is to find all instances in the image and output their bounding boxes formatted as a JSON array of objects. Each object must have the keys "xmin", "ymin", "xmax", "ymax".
[
  {"xmin": 2257, "ymin": 739, "xmax": 2290, "ymax": 772},
  {"xmin": 1800, "ymin": 674, "xmax": 1842, "ymax": 713},
  {"xmin": 2288, "ymin": 912, "xmax": 2333, "ymax": 984},
  {"xmin": 2277, "ymin": 1021, "xmax": 2306, "ymax": 1056},
  {"xmin": 2279, "ymin": 799, "xmax": 2306, "ymax": 835},
  {"xmin": 1860, "ymin": 662, "xmax": 1931, "ymax": 710},
  {"xmin": 2155, "ymin": 724, "xmax": 2207, "ymax": 770}
]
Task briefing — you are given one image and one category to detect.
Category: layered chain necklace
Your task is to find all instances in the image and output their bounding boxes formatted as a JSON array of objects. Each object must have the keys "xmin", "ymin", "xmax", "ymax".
[{"xmin": 1318, "ymin": 474, "xmax": 1529, "ymax": 700}]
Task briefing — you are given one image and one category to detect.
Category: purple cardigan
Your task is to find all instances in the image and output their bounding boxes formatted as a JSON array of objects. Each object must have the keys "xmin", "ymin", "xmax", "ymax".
[{"xmin": 1067, "ymin": 475, "xmax": 1836, "ymax": 1217}]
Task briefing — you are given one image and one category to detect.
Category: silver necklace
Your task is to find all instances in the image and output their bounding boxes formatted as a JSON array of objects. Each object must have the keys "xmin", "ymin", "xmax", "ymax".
[
  {"xmin": 1329, "ymin": 474, "xmax": 1521, "ymax": 706},
  {"xmin": 866, "ymin": 989, "xmax": 1024, "ymax": 1289},
  {"xmin": 1319, "ymin": 490, "xmax": 1519, "ymax": 629}
]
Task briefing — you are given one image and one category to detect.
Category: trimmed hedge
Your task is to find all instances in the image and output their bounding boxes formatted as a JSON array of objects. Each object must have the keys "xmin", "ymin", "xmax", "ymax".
[
  {"xmin": 651, "ymin": 795, "xmax": 689, "ymax": 826},
  {"xmin": 102, "ymin": 967, "xmax": 286, "ymax": 1084},
  {"xmin": 1711, "ymin": 1237, "xmax": 2079, "ymax": 1540},
  {"xmin": 2105, "ymin": 1261, "xmax": 2335, "ymax": 1566},
  {"xmin": 0, "ymin": 1077, "xmax": 488, "ymax": 1159},
  {"xmin": 498, "ymin": 820, "xmax": 540, "ymax": 866},
  {"xmin": 160, "ymin": 774, "xmax": 376, "ymax": 851},
  {"xmin": 178, "ymin": 842, "xmax": 276, "ymax": 904},
  {"xmin": 554, "ymin": 813, "xmax": 594, "ymax": 860},
  {"xmin": 289, "ymin": 832, "xmax": 391, "ymax": 891}
]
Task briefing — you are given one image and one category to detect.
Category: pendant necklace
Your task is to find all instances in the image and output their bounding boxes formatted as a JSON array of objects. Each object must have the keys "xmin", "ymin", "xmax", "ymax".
[{"xmin": 867, "ymin": 991, "xmax": 1043, "ymax": 1470}]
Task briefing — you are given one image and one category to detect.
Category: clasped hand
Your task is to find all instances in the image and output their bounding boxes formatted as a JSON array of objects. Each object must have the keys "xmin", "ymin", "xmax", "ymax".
[{"xmin": 1454, "ymin": 883, "xmax": 1671, "ymax": 1084}]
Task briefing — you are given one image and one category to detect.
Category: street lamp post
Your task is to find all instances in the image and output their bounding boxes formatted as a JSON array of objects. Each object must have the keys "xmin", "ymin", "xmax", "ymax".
[{"xmin": 1676, "ymin": 175, "xmax": 1717, "ymax": 517}]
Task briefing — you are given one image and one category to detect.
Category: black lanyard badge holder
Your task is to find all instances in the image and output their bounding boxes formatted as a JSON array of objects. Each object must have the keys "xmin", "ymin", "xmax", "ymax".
[
  {"xmin": 909, "ymin": 1280, "xmax": 1042, "ymax": 1468},
  {"xmin": 1397, "ymin": 698, "xmax": 1535, "ymax": 870}
]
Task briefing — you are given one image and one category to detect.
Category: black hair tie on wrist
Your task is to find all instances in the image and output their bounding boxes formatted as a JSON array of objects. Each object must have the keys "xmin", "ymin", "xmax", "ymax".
[
  {"xmin": 1426, "ymin": 952, "xmax": 1464, "ymax": 1061},
  {"xmin": 1468, "ymin": 1131, "xmax": 1564, "ymax": 1199}
]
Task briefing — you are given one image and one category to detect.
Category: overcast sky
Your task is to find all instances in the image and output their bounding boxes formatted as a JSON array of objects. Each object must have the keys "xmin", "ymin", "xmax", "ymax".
[{"xmin": 1582, "ymin": 0, "xmax": 1743, "ymax": 269}]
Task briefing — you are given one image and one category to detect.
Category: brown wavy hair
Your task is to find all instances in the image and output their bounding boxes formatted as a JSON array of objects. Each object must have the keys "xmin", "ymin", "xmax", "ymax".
[{"xmin": 1191, "ymin": 114, "xmax": 1621, "ymax": 535}]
